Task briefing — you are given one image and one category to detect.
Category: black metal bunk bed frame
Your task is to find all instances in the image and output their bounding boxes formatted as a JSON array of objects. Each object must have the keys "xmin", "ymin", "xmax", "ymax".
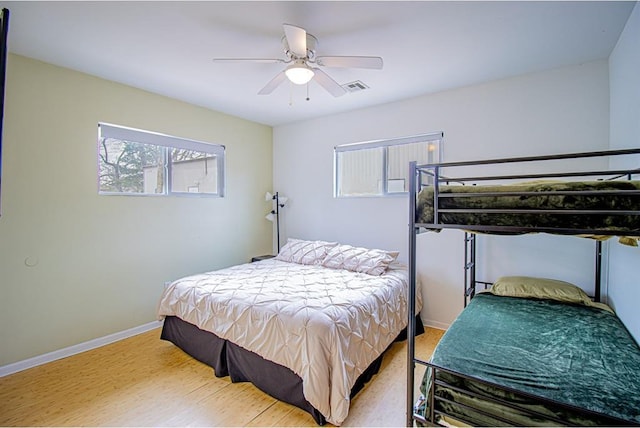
[{"xmin": 406, "ymin": 147, "xmax": 640, "ymax": 427}]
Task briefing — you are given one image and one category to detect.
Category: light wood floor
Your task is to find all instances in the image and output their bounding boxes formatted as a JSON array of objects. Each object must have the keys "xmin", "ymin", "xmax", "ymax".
[{"xmin": 0, "ymin": 326, "xmax": 444, "ymax": 427}]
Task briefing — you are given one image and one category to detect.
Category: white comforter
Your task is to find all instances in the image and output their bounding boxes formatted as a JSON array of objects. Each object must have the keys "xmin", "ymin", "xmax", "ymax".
[{"xmin": 156, "ymin": 259, "xmax": 420, "ymax": 425}]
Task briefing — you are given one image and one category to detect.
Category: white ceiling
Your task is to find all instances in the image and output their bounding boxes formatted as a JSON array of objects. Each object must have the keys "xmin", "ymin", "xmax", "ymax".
[{"xmin": 3, "ymin": 1, "xmax": 635, "ymax": 127}]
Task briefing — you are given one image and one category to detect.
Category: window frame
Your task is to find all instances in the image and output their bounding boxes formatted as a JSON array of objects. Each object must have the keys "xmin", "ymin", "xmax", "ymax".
[
  {"xmin": 98, "ymin": 122, "xmax": 225, "ymax": 197},
  {"xmin": 334, "ymin": 132, "xmax": 443, "ymax": 198}
]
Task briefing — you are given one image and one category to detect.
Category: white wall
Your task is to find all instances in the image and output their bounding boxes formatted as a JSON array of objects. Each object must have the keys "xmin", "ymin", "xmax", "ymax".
[
  {"xmin": 274, "ymin": 61, "xmax": 610, "ymax": 328},
  {"xmin": 608, "ymin": 2, "xmax": 640, "ymax": 342},
  {"xmin": 0, "ymin": 54, "xmax": 273, "ymax": 366}
]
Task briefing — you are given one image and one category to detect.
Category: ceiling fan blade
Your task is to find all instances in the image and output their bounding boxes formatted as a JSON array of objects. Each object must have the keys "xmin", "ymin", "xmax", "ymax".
[
  {"xmin": 316, "ymin": 56, "xmax": 383, "ymax": 69},
  {"xmin": 312, "ymin": 68, "xmax": 346, "ymax": 97},
  {"xmin": 283, "ymin": 24, "xmax": 307, "ymax": 58},
  {"xmin": 258, "ymin": 71, "xmax": 287, "ymax": 95},
  {"xmin": 212, "ymin": 58, "xmax": 285, "ymax": 64}
]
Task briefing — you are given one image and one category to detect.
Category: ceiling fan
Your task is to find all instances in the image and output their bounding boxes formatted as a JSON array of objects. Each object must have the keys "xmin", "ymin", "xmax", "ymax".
[{"xmin": 212, "ymin": 24, "xmax": 383, "ymax": 97}]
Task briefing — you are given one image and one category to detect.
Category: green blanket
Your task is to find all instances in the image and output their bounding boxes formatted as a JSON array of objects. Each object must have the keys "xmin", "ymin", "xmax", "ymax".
[
  {"xmin": 417, "ymin": 293, "xmax": 640, "ymax": 425},
  {"xmin": 416, "ymin": 180, "xmax": 640, "ymax": 236}
]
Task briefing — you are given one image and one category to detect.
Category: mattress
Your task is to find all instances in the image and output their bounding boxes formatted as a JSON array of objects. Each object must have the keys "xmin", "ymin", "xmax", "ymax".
[
  {"xmin": 415, "ymin": 293, "xmax": 640, "ymax": 425},
  {"xmin": 416, "ymin": 180, "xmax": 640, "ymax": 237},
  {"xmin": 157, "ymin": 258, "xmax": 419, "ymax": 426}
]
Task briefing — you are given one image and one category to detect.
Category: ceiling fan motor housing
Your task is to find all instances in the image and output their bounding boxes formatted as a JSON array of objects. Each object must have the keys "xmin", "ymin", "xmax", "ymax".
[{"xmin": 282, "ymin": 33, "xmax": 317, "ymax": 60}]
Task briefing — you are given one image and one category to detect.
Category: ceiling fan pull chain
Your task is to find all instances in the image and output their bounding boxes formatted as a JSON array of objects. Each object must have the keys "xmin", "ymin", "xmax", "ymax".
[
  {"xmin": 306, "ymin": 82, "xmax": 310, "ymax": 101},
  {"xmin": 289, "ymin": 81, "xmax": 293, "ymax": 106}
]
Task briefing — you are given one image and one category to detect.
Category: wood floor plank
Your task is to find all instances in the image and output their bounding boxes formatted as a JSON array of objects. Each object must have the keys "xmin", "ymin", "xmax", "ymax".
[
  {"xmin": 245, "ymin": 401, "xmax": 298, "ymax": 427},
  {"xmin": 0, "ymin": 326, "xmax": 445, "ymax": 427}
]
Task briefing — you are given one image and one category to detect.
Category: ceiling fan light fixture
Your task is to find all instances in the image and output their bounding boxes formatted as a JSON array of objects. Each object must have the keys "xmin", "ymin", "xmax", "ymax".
[{"xmin": 285, "ymin": 62, "xmax": 314, "ymax": 85}]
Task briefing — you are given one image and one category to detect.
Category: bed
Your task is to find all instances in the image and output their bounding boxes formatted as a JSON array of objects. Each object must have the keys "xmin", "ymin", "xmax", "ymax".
[
  {"xmin": 157, "ymin": 239, "xmax": 422, "ymax": 426},
  {"xmin": 405, "ymin": 148, "xmax": 640, "ymax": 426},
  {"xmin": 414, "ymin": 282, "xmax": 640, "ymax": 426},
  {"xmin": 416, "ymin": 179, "xmax": 640, "ymax": 238}
]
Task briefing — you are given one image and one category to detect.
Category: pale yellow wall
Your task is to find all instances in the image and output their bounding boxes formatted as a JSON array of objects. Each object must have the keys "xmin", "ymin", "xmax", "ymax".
[{"xmin": 0, "ymin": 54, "xmax": 273, "ymax": 365}]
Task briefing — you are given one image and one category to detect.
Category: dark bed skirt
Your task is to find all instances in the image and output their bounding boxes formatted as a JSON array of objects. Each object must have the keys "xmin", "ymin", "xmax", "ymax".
[{"xmin": 160, "ymin": 315, "xmax": 424, "ymax": 425}]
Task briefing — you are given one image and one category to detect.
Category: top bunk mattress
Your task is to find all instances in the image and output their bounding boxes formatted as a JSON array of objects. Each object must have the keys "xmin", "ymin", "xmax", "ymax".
[
  {"xmin": 423, "ymin": 292, "xmax": 640, "ymax": 425},
  {"xmin": 416, "ymin": 180, "xmax": 640, "ymax": 237}
]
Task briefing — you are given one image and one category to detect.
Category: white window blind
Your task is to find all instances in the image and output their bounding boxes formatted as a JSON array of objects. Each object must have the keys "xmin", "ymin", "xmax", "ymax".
[
  {"xmin": 334, "ymin": 132, "xmax": 443, "ymax": 197},
  {"xmin": 98, "ymin": 123, "xmax": 225, "ymax": 197}
]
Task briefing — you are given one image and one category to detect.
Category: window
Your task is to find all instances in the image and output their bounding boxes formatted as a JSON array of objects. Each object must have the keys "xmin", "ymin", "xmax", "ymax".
[
  {"xmin": 98, "ymin": 123, "xmax": 225, "ymax": 197},
  {"xmin": 334, "ymin": 132, "xmax": 443, "ymax": 197}
]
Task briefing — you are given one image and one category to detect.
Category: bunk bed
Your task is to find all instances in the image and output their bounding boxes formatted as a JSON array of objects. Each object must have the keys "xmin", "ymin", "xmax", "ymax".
[
  {"xmin": 157, "ymin": 239, "xmax": 422, "ymax": 426},
  {"xmin": 406, "ymin": 148, "xmax": 640, "ymax": 426}
]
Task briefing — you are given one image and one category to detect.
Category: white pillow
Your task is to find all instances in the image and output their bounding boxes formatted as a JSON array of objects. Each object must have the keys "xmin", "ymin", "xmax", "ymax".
[
  {"xmin": 322, "ymin": 244, "xmax": 399, "ymax": 276},
  {"xmin": 275, "ymin": 238, "xmax": 337, "ymax": 265}
]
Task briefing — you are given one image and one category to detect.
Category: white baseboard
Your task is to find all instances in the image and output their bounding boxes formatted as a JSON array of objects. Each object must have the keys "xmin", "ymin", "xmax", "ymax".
[
  {"xmin": 422, "ymin": 318, "xmax": 450, "ymax": 331},
  {"xmin": 0, "ymin": 320, "xmax": 163, "ymax": 378}
]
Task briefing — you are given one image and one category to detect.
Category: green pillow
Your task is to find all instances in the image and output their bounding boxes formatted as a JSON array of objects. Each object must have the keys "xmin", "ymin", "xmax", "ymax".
[{"xmin": 491, "ymin": 276, "xmax": 592, "ymax": 306}]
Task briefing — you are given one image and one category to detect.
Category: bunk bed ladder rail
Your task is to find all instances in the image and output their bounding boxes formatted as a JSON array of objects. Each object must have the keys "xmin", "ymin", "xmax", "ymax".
[
  {"xmin": 406, "ymin": 161, "xmax": 419, "ymax": 427},
  {"xmin": 595, "ymin": 240, "xmax": 602, "ymax": 302},
  {"xmin": 463, "ymin": 232, "xmax": 475, "ymax": 307}
]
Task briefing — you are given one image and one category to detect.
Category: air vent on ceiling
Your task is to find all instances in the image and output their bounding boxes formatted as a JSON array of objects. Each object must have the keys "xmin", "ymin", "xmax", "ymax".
[{"xmin": 342, "ymin": 80, "xmax": 369, "ymax": 93}]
